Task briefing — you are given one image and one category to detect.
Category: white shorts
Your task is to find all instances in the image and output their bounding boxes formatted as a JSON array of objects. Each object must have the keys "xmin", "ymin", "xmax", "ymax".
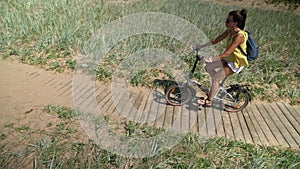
[{"xmin": 226, "ymin": 61, "xmax": 244, "ymax": 74}]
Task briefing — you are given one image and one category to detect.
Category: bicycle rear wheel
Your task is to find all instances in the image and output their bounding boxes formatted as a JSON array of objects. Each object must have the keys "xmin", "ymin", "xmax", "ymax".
[
  {"xmin": 165, "ymin": 84, "xmax": 192, "ymax": 106},
  {"xmin": 223, "ymin": 91, "xmax": 250, "ymax": 112}
]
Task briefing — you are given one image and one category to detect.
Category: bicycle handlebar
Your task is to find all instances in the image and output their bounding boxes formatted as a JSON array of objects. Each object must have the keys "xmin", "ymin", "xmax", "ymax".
[{"xmin": 194, "ymin": 48, "xmax": 204, "ymax": 62}]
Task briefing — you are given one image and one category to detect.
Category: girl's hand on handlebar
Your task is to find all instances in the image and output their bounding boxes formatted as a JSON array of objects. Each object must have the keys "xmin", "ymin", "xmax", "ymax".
[
  {"xmin": 195, "ymin": 44, "xmax": 204, "ymax": 50},
  {"xmin": 202, "ymin": 58, "xmax": 212, "ymax": 63}
]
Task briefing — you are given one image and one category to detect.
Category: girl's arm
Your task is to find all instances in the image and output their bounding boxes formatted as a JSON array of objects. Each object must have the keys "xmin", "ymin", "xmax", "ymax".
[
  {"xmin": 197, "ymin": 29, "xmax": 230, "ymax": 49},
  {"xmin": 211, "ymin": 33, "xmax": 245, "ymax": 62}
]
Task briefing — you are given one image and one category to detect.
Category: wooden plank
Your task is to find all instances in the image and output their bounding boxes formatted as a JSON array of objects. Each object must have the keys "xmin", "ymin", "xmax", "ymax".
[
  {"xmin": 74, "ymin": 83, "xmax": 95, "ymax": 105},
  {"xmin": 270, "ymin": 103, "xmax": 299, "ymax": 148},
  {"xmin": 198, "ymin": 107, "xmax": 208, "ymax": 137},
  {"xmin": 242, "ymin": 106, "xmax": 262, "ymax": 145},
  {"xmin": 85, "ymin": 86, "xmax": 107, "ymax": 108},
  {"xmin": 211, "ymin": 107, "xmax": 224, "ymax": 138},
  {"xmin": 58, "ymin": 80, "xmax": 73, "ymax": 96},
  {"xmin": 263, "ymin": 103, "xmax": 294, "ymax": 147},
  {"xmin": 163, "ymin": 104, "xmax": 174, "ymax": 130},
  {"xmin": 215, "ymin": 109, "xmax": 226, "ymax": 138},
  {"xmin": 191, "ymin": 110, "xmax": 199, "ymax": 134},
  {"xmin": 146, "ymin": 88, "xmax": 168, "ymax": 128},
  {"xmin": 202, "ymin": 107, "xmax": 216, "ymax": 138},
  {"xmin": 171, "ymin": 106, "xmax": 183, "ymax": 133},
  {"xmin": 276, "ymin": 103, "xmax": 300, "ymax": 135},
  {"xmin": 95, "ymin": 89, "xmax": 111, "ymax": 107},
  {"xmin": 178, "ymin": 104, "xmax": 191, "ymax": 133},
  {"xmin": 126, "ymin": 90, "xmax": 143, "ymax": 123},
  {"xmin": 185, "ymin": 100, "xmax": 199, "ymax": 133},
  {"xmin": 97, "ymin": 94, "xmax": 115, "ymax": 115},
  {"xmin": 222, "ymin": 111, "xmax": 234, "ymax": 140},
  {"xmin": 237, "ymin": 109, "xmax": 254, "ymax": 144},
  {"xmin": 153, "ymin": 98, "xmax": 167, "ymax": 129},
  {"xmin": 133, "ymin": 89, "xmax": 153, "ymax": 124},
  {"xmin": 144, "ymin": 96, "xmax": 156, "ymax": 126},
  {"xmin": 282, "ymin": 103, "xmax": 300, "ymax": 124},
  {"xmin": 77, "ymin": 85, "xmax": 97, "ymax": 106},
  {"xmin": 53, "ymin": 80, "xmax": 65, "ymax": 90},
  {"xmin": 293, "ymin": 105, "xmax": 300, "ymax": 114},
  {"xmin": 103, "ymin": 91, "xmax": 121, "ymax": 116},
  {"xmin": 97, "ymin": 91, "xmax": 114, "ymax": 113},
  {"xmin": 229, "ymin": 112, "xmax": 245, "ymax": 142},
  {"xmin": 139, "ymin": 90, "xmax": 155, "ymax": 125},
  {"xmin": 250, "ymin": 105, "xmax": 279, "ymax": 146},
  {"xmin": 57, "ymin": 80, "xmax": 72, "ymax": 93},
  {"xmin": 147, "ymin": 89, "xmax": 162, "ymax": 127},
  {"xmin": 194, "ymin": 105, "xmax": 201, "ymax": 135},
  {"xmin": 104, "ymin": 89, "xmax": 130, "ymax": 119},
  {"xmin": 196, "ymin": 106, "xmax": 205, "ymax": 136},
  {"xmin": 121, "ymin": 91, "xmax": 139, "ymax": 121},
  {"xmin": 257, "ymin": 104, "xmax": 289, "ymax": 148}
]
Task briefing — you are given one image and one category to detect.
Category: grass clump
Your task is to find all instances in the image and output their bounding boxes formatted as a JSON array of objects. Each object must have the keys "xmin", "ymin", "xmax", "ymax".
[
  {"xmin": 44, "ymin": 104, "xmax": 78, "ymax": 120},
  {"xmin": 1, "ymin": 131, "xmax": 299, "ymax": 168},
  {"xmin": 0, "ymin": 105, "xmax": 299, "ymax": 168}
]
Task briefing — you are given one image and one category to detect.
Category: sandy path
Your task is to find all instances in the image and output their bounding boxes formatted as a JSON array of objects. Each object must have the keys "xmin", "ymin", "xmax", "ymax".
[{"xmin": 0, "ymin": 59, "xmax": 74, "ymax": 128}]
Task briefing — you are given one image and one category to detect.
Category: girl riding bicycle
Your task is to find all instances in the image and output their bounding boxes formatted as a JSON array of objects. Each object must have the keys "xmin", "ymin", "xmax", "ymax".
[{"xmin": 197, "ymin": 9, "xmax": 248, "ymax": 107}]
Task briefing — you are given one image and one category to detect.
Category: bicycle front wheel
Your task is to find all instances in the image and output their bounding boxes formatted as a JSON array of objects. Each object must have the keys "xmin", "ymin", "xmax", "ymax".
[
  {"xmin": 223, "ymin": 91, "xmax": 250, "ymax": 112},
  {"xmin": 165, "ymin": 84, "xmax": 192, "ymax": 106}
]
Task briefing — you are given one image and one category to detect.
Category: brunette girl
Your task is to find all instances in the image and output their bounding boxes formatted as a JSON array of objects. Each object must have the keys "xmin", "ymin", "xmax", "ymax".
[{"xmin": 197, "ymin": 9, "xmax": 248, "ymax": 106}]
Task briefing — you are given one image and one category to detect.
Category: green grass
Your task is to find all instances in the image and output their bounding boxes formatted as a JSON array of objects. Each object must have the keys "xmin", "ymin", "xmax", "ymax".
[
  {"xmin": 2, "ymin": 135, "xmax": 299, "ymax": 168},
  {"xmin": 0, "ymin": 0, "xmax": 299, "ymax": 104},
  {"xmin": 0, "ymin": 105, "xmax": 299, "ymax": 168},
  {"xmin": 266, "ymin": 0, "xmax": 300, "ymax": 10},
  {"xmin": 44, "ymin": 104, "xmax": 78, "ymax": 120}
]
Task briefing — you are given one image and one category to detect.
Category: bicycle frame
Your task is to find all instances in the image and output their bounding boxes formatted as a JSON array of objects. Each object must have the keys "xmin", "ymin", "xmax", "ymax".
[
  {"xmin": 189, "ymin": 50, "xmax": 202, "ymax": 79},
  {"xmin": 165, "ymin": 49, "xmax": 251, "ymax": 111},
  {"xmin": 185, "ymin": 50, "xmax": 210, "ymax": 95},
  {"xmin": 184, "ymin": 50, "xmax": 251, "ymax": 103}
]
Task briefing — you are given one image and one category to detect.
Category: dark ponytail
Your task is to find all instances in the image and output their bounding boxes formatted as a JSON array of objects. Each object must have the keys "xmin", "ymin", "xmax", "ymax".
[
  {"xmin": 229, "ymin": 9, "xmax": 247, "ymax": 30},
  {"xmin": 239, "ymin": 9, "xmax": 247, "ymax": 30}
]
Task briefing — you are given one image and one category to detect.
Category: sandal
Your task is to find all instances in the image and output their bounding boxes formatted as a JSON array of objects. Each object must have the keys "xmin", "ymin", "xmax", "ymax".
[{"xmin": 198, "ymin": 98, "xmax": 212, "ymax": 107}]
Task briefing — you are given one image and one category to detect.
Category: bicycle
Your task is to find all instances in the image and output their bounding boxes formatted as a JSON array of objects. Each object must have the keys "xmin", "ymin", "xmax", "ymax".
[{"xmin": 165, "ymin": 49, "xmax": 252, "ymax": 112}]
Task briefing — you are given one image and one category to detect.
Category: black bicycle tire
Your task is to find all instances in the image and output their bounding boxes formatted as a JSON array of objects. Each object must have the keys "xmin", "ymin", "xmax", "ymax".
[
  {"xmin": 223, "ymin": 91, "xmax": 250, "ymax": 112},
  {"xmin": 165, "ymin": 84, "xmax": 192, "ymax": 106}
]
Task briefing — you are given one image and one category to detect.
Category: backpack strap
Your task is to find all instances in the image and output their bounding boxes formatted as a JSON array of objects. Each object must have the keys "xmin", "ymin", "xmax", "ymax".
[
  {"xmin": 237, "ymin": 30, "xmax": 248, "ymax": 56},
  {"xmin": 238, "ymin": 45, "xmax": 247, "ymax": 56}
]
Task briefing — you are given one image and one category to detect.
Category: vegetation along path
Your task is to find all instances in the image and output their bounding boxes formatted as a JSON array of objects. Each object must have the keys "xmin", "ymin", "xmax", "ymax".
[{"xmin": 1, "ymin": 59, "xmax": 299, "ymax": 149}]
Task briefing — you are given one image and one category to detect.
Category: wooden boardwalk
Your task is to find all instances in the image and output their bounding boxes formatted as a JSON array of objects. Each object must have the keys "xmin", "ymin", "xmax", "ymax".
[
  {"xmin": 90, "ymin": 86, "xmax": 300, "ymax": 149},
  {"xmin": 1, "ymin": 59, "xmax": 299, "ymax": 149}
]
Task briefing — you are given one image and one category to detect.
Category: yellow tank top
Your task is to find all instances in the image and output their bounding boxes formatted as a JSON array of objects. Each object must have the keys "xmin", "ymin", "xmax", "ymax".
[{"xmin": 226, "ymin": 30, "xmax": 249, "ymax": 68}]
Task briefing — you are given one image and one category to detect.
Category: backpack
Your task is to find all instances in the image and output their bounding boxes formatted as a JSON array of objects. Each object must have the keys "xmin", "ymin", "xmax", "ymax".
[{"xmin": 238, "ymin": 31, "xmax": 259, "ymax": 61}]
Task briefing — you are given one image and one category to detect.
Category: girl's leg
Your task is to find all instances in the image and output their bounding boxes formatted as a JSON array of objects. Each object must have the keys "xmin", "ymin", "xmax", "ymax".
[
  {"xmin": 205, "ymin": 60, "xmax": 224, "ymax": 77},
  {"xmin": 208, "ymin": 65, "xmax": 234, "ymax": 101}
]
